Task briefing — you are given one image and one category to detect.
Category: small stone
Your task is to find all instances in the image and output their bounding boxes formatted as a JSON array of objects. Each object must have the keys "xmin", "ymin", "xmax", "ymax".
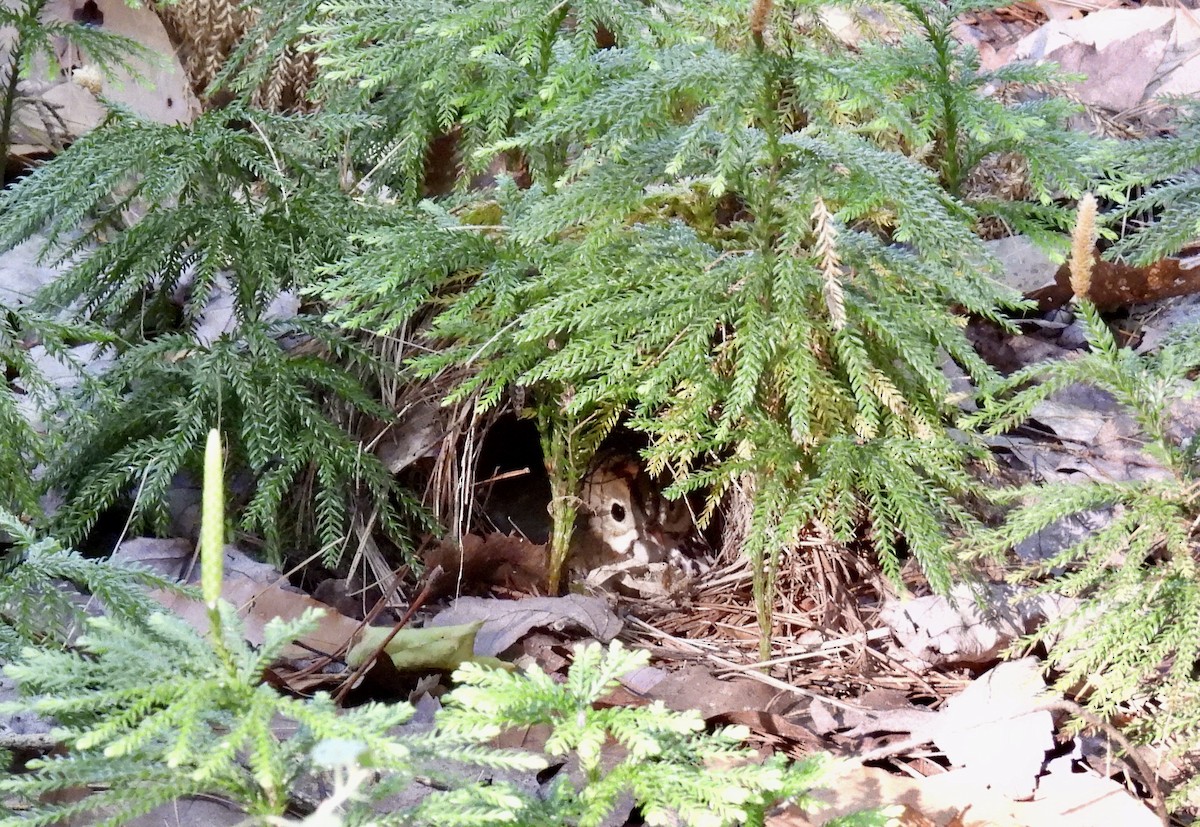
[{"xmin": 1058, "ymin": 320, "xmax": 1089, "ymax": 349}]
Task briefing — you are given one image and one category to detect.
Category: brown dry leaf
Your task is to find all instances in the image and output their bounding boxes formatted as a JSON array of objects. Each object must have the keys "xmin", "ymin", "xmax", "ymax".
[
  {"xmin": 880, "ymin": 584, "xmax": 1067, "ymax": 668},
  {"xmin": 594, "ymin": 662, "xmax": 822, "ymax": 753},
  {"xmin": 375, "ymin": 400, "xmax": 444, "ymax": 474},
  {"xmin": 425, "ymin": 533, "xmax": 548, "ymax": 595},
  {"xmin": 635, "ymin": 664, "xmax": 781, "ymax": 718},
  {"xmin": 1012, "ymin": 509, "xmax": 1113, "ymax": 568},
  {"xmin": 1035, "ymin": 0, "xmax": 1121, "ymax": 23},
  {"xmin": 616, "ymin": 663, "xmax": 668, "ymax": 694},
  {"xmin": 1018, "ymin": 764, "xmax": 1161, "ymax": 826},
  {"xmin": 806, "ymin": 689, "xmax": 935, "ymax": 741},
  {"xmin": 493, "ymin": 722, "xmax": 554, "ymax": 753},
  {"xmin": 845, "ymin": 660, "xmax": 1053, "ymax": 802},
  {"xmin": 768, "ymin": 763, "xmax": 961, "ymax": 826},
  {"xmin": 65, "ymin": 797, "xmax": 245, "ymax": 827},
  {"xmin": 1015, "ymin": 7, "xmax": 1200, "ymax": 120},
  {"xmin": 428, "ymin": 594, "xmax": 622, "ymax": 657},
  {"xmin": 987, "ymin": 237, "xmax": 1060, "ymax": 297},
  {"xmin": 1131, "ymin": 292, "xmax": 1200, "ymax": 354},
  {"xmin": 986, "ymin": 384, "xmax": 1177, "ymax": 485},
  {"xmin": 930, "ymin": 660, "xmax": 1053, "ymax": 800},
  {"xmin": 311, "ymin": 575, "xmax": 386, "ymax": 621},
  {"xmin": 988, "ymin": 376, "xmax": 1200, "ymax": 494},
  {"xmin": 772, "ymin": 760, "xmax": 1159, "ymax": 826},
  {"xmin": 709, "ymin": 710, "xmax": 825, "ymax": 753},
  {"xmin": 111, "ymin": 538, "xmax": 362, "ymax": 659},
  {"xmin": 514, "ymin": 631, "xmax": 573, "ymax": 674},
  {"xmin": 955, "ymin": 2, "xmax": 1045, "ymax": 69},
  {"xmin": 966, "ymin": 317, "xmax": 1076, "ymax": 374},
  {"xmin": 1058, "ymin": 27, "xmax": 1165, "ymax": 112},
  {"xmin": 12, "ymin": 0, "xmax": 198, "ymax": 150}
]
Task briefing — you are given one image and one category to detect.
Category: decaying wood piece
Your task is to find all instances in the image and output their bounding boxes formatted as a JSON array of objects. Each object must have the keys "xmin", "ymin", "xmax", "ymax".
[{"xmin": 1030, "ymin": 248, "xmax": 1200, "ymax": 311}]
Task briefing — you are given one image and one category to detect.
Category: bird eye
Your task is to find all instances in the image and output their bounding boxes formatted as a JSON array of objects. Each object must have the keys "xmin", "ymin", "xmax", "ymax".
[{"xmin": 610, "ymin": 502, "xmax": 626, "ymax": 522}]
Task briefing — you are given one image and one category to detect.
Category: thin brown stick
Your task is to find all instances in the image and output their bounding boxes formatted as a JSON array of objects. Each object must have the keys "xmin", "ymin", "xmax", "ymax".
[
  {"xmin": 332, "ymin": 566, "xmax": 444, "ymax": 705},
  {"xmin": 288, "ymin": 565, "xmax": 410, "ymax": 681}
]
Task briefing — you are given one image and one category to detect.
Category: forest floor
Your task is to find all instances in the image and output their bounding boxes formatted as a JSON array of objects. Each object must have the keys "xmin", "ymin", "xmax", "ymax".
[{"xmin": 5, "ymin": 1, "xmax": 1200, "ymax": 825}]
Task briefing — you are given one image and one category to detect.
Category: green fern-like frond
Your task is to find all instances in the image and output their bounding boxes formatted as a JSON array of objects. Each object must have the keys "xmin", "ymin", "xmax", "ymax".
[
  {"xmin": 0, "ymin": 99, "xmax": 425, "ymax": 561},
  {"xmin": 2, "ymin": 608, "xmax": 844, "ymax": 826},
  {"xmin": 2, "ymin": 606, "xmax": 433, "ymax": 825},
  {"xmin": 0, "ymin": 510, "xmax": 182, "ymax": 660},
  {"xmin": 310, "ymin": 0, "xmax": 690, "ymax": 195},
  {"xmin": 43, "ymin": 320, "xmax": 426, "ymax": 564},
  {"xmin": 0, "ymin": 105, "xmax": 364, "ymax": 336},
  {"xmin": 1102, "ymin": 102, "xmax": 1200, "ymax": 265},
  {"xmin": 966, "ymin": 298, "xmax": 1200, "ymax": 806},
  {"xmin": 440, "ymin": 641, "xmax": 836, "ymax": 827},
  {"xmin": 0, "ymin": 311, "xmax": 51, "ymax": 518},
  {"xmin": 847, "ymin": 0, "xmax": 1096, "ymax": 249},
  {"xmin": 306, "ymin": 0, "xmax": 1066, "ymax": 630},
  {"xmin": 0, "ymin": 300, "xmax": 117, "ymax": 518}
]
